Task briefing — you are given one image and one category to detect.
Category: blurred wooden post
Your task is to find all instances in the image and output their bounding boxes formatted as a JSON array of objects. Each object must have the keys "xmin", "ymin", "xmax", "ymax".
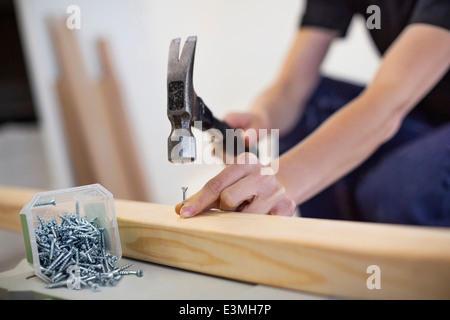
[{"xmin": 48, "ymin": 18, "xmax": 150, "ymax": 201}]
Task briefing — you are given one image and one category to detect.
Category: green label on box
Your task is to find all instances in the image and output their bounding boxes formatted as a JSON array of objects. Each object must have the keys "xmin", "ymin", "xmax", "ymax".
[{"xmin": 20, "ymin": 213, "xmax": 33, "ymax": 264}]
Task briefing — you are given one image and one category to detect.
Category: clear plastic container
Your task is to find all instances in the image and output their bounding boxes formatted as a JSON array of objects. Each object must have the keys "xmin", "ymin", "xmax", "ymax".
[{"xmin": 20, "ymin": 184, "xmax": 122, "ymax": 283}]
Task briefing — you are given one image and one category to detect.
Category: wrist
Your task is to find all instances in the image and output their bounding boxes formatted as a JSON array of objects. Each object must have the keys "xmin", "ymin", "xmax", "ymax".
[
  {"xmin": 275, "ymin": 151, "xmax": 314, "ymax": 205},
  {"xmin": 253, "ymin": 80, "xmax": 311, "ymax": 135}
]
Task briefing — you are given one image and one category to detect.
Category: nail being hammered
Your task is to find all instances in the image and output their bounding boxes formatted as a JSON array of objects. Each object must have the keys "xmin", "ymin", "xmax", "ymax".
[{"xmin": 181, "ymin": 187, "xmax": 188, "ymax": 204}]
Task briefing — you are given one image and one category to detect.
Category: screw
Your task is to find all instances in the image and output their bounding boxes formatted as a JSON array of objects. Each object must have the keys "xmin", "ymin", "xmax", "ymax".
[
  {"xmin": 118, "ymin": 269, "xmax": 143, "ymax": 277},
  {"xmin": 87, "ymin": 281, "xmax": 99, "ymax": 292},
  {"xmin": 52, "ymin": 272, "xmax": 66, "ymax": 283},
  {"xmin": 34, "ymin": 199, "xmax": 56, "ymax": 207},
  {"xmin": 117, "ymin": 263, "xmax": 133, "ymax": 272},
  {"xmin": 49, "ymin": 238, "xmax": 56, "ymax": 260},
  {"xmin": 98, "ymin": 228, "xmax": 106, "ymax": 255},
  {"xmin": 36, "ymin": 208, "xmax": 142, "ymax": 291},
  {"xmin": 181, "ymin": 187, "xmax": 188, "ymax": 204},
  {"xmin": 107, "ymin": 255, "xmax": 119, "ymax": 268},
  {"xmin": 47, "ymin": 251, "xmax": 67, "ymax": 271},
  {"xmin": 37, "ymin": 215, "xmax": 46, "ymax": 229},
  {"xmin": 45, "ymin": 280, "xmax": 67, "ymax": 289}
]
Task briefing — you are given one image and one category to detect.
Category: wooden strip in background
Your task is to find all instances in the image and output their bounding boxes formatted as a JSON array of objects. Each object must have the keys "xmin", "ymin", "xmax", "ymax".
[
  {"xmin": 48, "ymin": 18, "xmax": 132, "ymax": 200},
  {"xmin": 96, "ymin": 39, "xmax": 150, "ymax": 202},
  {"xmin": 0, "ymin": 186, "xmax": 38, "ymax": 233},
  {"xmin": 55, "ymin": 78, "xmax": 96, "ymax": 185},
  {"xmin": 1, "ymin": 185, "xmax": 450, "ymax": 299},
  {"xmin": 48, "ymin": 18, "xmax": 146, "ymax": 201}
]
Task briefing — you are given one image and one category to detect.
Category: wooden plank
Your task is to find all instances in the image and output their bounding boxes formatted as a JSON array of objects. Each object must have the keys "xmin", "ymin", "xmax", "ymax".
[{"xmin": 1, "ymin": 185, "xmax": 450, "ymax": 299}]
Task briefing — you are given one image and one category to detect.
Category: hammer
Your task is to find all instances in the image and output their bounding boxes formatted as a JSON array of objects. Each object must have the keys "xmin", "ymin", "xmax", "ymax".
[{"xmin": 166, "ymin": 36, "xmax": 247, "ymax": 164}]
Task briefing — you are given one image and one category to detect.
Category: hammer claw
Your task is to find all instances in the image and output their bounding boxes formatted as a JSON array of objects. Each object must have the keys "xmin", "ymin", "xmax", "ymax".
[
  {"xmin": 168, "ymin": 38, "xmax": 181, "ymax": 66},
  {"xmin": 167, "ymin": 36, "xmax": 197, "ymax": 83}
]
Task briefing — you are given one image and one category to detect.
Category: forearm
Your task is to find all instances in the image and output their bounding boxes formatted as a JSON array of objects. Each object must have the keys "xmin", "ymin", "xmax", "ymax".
[
  {"xmin": 277, "ymin": 24, "xmax": 450, "ymax": 205},
  {"xmin": 251, "ymin": 28, "xmax": 336, "ymax": 135},
  {"xmin": 276, "ymin": 87, "xmax": 403, "ymax": 204}
]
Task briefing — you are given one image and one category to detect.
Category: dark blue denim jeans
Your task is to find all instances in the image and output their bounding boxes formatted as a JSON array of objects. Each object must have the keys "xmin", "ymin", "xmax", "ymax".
[{"xmin": 279, "ymin": 76, "xmax": 450, "ymax": 227}]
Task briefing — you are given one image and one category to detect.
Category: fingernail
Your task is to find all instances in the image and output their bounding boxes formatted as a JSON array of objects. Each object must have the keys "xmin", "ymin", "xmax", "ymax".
[{"xmin": 180, "ymin": 206, "xmax": 194, "ymax": 218}]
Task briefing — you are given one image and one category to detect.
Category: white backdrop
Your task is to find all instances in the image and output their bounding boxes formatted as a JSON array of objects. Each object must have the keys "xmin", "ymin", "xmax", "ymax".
[{"xmin": 15, "ymin": 0, "xmax": 379, "ymax": 205}]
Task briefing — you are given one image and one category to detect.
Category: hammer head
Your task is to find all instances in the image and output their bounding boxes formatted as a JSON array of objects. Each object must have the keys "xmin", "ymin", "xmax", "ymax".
[{"xmin": 167, "ymin": 36, "xmax": 198, "ymax": 163}]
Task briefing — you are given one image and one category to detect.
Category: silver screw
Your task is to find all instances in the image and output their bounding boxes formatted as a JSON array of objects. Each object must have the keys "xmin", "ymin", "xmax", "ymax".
[
  {"xmin": 116, "ymin": 263, "xmax": 133, "ymax": 273},
  {"xmin": 34, "ymin": 199, "xmax": 56, "ymax": 207},
  {"xmin": 38, "ymin": 208, "xmax": 143, "ymax": 291},
  {"xmin": 119, "ymin": 270, "xmax": 143, "ymax": 277},
  {"xmin": 45, "ymin": 280, "xmax": 67, "ymax": 289},
  {"xmin": 87, "ymin": 281, "xmax": 100, "ymax": 292},
  {"xmin": 181, "ymin": 187, "xmax": 188, "ymax": 204},
  {"xmin": 47, "ymin": 251, "xmax": 67, "ymax": 271}
]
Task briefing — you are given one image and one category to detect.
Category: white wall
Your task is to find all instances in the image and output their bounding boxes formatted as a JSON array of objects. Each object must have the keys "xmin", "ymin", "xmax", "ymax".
[{"xmin": 15, "ymin": 0, "xmax": 379, "ymax": 205}]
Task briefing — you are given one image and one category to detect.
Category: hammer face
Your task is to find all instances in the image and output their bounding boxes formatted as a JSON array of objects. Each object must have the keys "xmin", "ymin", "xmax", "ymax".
[{"xmin": 168, "ymin": 133, "xmax": 196, "ymax": 164}]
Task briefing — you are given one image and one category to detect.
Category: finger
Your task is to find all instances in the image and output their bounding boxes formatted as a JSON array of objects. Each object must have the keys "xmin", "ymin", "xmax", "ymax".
[
  {"xmin": 175, "ymin": 197, "xmax": 219, "ymax": 215},
  {"xmin": 223, "ymin": 112, "xmax": 253, "ymax": 129},
  {"xmin": 244, "ymin": 184, "xmax": 287, "ymax": 214},
  {"xmin": 175, "ymin": 202, "xmax": 182, "ymax": 215},
  {"xmin": 219, "ymin": 172, "xmax": 282, "ymax": 211},
  {"xmin": 175, "ymin": 194, "xmax": 205, "ymax": 214},
  {"xmin": 269, "ymin": 198, "xmax": 297, "ymax": 216},
  {"xmin": 180, "ymin": 153, "xmax": 260, "ymax": 218}
]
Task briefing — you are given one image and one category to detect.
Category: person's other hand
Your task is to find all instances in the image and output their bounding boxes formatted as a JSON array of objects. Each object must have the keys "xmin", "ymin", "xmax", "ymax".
[
  {"xmin": 175, "ymin": 153, "xmax": 296, "ymax": 218},
  {"xmin": 223, "ymin": 111, "xmax": 270, "ymax": 147}
]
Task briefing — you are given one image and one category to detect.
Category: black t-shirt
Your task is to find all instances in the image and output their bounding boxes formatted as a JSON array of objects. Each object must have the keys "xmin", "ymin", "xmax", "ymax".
[{"xmin": 300, "ymin": 0, "xmax": 450, "ymax": 124}]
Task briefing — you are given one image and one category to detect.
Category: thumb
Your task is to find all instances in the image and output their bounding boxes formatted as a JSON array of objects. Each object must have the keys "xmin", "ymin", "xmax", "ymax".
[
  {"xmin": 177, "ymin": 193, "xmax": 220, "ymax": 218},
  {"xmin": 175, "ymin": 199, "xmax": 220, "ymax": 218}
]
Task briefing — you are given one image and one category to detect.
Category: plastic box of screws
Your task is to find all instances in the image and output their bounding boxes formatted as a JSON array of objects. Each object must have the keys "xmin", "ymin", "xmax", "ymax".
[{"xmin": 20, "ymin": 183, "xmax": 142, "ymax": 291}]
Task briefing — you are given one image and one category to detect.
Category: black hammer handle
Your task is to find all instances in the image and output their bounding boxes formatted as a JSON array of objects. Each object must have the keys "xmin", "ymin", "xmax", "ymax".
[{"xmin": 197, "ymin": 97, "xmax": 250, "ymax": 157}]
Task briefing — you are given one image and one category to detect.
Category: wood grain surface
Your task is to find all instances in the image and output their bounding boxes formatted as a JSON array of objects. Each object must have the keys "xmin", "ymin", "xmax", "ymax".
[{"xmin": 1, "ymin": 185, "xmax": 449, "ymax": 299}]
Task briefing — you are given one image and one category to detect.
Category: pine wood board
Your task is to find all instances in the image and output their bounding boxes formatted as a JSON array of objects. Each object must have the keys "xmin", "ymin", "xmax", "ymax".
[{"xmin": 1, "ymin": 185, "xmax": 449, "ymax": 299}]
